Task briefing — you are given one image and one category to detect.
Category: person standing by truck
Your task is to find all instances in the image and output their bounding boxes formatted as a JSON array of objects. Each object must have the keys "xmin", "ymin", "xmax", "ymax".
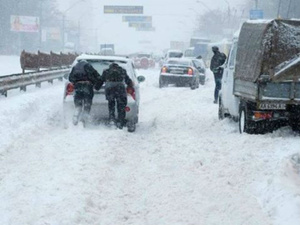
[{"xmin": 210, "ymin": 46, "xmax": 227, "ymax": 104}]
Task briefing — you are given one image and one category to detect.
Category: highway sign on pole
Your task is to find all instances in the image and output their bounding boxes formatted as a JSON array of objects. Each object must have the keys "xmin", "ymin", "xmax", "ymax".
[
  {"xmin": 136, "ymin": 27, "xmax": 155, "ymax": 32},
  {"xmin": 104, "ymin": 6, "xmax": 143, "ymax": 14},
  {"xmin": 128, "ymin": 22, "xmax": 152, "ymax": 29},
  {"xmin": 122, "ymin": 16, "xmax": 152, "ymax": 22},
  {"xmin": 250, "ymin": 9, "xmax": 264, "ymax": 20}
]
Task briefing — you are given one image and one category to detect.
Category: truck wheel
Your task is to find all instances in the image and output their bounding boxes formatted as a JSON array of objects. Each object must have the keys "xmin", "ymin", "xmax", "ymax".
[
  {"xmin": 291, "ymin": 120, "xmax": 300, "ymax": 132},
  {"xmin": 218, "ymin": 98, "xmax": 225, "ymax": 120},
  {"xmin": 239, "ymin": 107, "xmax": 256, "ymax": 134}
]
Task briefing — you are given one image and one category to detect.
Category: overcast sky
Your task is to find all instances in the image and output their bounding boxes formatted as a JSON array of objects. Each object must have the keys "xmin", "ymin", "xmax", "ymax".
[{"xmin": 57, "ymin": 0, "xmax": 248, "ymax": 53}]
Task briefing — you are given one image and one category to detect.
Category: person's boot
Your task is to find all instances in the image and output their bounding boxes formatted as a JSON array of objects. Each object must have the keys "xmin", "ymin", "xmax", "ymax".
[{"xmin": 72, "ymin": 107, "xmax": 81, "ymax": 125}]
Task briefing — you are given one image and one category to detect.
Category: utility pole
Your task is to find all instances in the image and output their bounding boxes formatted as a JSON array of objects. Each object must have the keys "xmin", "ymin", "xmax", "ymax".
[
  {"xmin": 61, "ymin": 0, "xmax": 85, "ymax": 51},
  {"xmin": 287, "ymin": 0, "xmax": 292, "ymax": 18},
  {"xmin": 277, "ymin": 0, "xmax": 282, "ymax": 18},
  {"xmin": 255, "ymin": 0, "xmax": 258, "ymax": 10}
]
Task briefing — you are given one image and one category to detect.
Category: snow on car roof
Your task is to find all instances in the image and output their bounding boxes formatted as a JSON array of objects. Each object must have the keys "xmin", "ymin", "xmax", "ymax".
[
  {"xmin": 167, "ymin": 49, "xmax": 183, "ymax": 53},
  {"xmin": 76, "ymin": 54, "xmax": 130, "ymax": 62}
]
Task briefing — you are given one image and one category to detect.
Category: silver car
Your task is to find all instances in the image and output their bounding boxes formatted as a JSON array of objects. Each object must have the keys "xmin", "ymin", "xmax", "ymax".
[{"xmin": 63, "ymin": 54, "xmax": 145, "ymax": 132}]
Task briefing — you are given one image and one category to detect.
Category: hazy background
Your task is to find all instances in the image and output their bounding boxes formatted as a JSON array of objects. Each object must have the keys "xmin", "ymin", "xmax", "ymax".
[
  {"xmin": 57, "ymin": 0, "xmax": 247, "ymax": 54},
  {"xmin": 1, "ymin": 0, "xmax": 299, "ymax": 55}
]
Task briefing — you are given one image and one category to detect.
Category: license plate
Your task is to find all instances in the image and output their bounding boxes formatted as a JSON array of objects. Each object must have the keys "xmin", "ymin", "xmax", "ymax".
[
  {"xmin": 170, "ymin": 70, "xmax": 183, "ymax": 74},
  {"xmin": 259, "ymin": 103, "xmax": 286, "ymax": 110}
]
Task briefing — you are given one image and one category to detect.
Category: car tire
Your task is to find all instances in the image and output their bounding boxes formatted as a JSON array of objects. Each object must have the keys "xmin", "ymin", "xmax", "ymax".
[
  {"xmin": 200, "ymin": 78, "xmax": 205, "ymax": 85},
  {"xmin": 159, "ymin": 77, "xmax": 167, "ymax": 88},
  {"xmin": 127, "ymin": 121, "xmax": 136, "ymax": 133}
]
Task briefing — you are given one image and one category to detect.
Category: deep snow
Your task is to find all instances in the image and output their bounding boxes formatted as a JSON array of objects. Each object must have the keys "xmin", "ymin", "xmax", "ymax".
[{"xmin": 0, "ymin": 56, "xmax": 300, "ymax": 225}]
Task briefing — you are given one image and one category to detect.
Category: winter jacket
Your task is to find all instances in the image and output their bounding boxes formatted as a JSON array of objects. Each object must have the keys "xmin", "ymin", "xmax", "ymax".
[
  {"xmin": 69, "ymin": 61, "xmax": 101, "ymax": 85},
  {"xmin": 95, "ymin": 64, "xmax": 133, "ymax": 90},
  {"xmin": 210, "ymin": 51, "xmax": 227, "ymax": 74}
]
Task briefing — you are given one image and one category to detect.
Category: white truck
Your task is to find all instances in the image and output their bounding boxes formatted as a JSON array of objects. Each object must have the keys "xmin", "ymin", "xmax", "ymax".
[{"xmin": 219, "ymin": 19, "xmax": 300, "ymax": 134}]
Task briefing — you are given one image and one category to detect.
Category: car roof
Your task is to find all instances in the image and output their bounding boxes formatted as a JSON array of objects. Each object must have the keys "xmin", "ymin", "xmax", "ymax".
[
  {"xmin": 76, "ymin": 54, "xmax": 130, "ymax": 63},
  {"xmin": 167, "ymin": 49, "xmax": 183, "ymax": 53},
  {"xmin": 166, "ymin": 58, "xmax": 193, "ymax": 65}
]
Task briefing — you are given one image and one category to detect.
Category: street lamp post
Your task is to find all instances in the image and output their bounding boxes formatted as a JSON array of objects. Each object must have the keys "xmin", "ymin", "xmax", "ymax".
[{"xmin": 61, "ymin": 0, "xmax": 85, "ymax": 51}]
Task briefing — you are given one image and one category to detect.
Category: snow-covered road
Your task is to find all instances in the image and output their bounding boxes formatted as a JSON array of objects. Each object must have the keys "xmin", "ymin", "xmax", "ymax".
[{"xmin": 0, "ymin": 62, "xmax": 300, "ymax": 225}]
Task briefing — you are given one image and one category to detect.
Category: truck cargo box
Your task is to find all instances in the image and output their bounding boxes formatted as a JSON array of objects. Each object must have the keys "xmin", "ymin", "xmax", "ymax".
[{"xmin": 236, "ymin": 19, "xmax": 300, "ymax": 82}]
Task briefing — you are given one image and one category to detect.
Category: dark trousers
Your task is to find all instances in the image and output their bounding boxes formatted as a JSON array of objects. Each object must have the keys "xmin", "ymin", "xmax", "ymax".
[
  {"xmin": 214, "ymin": 72, "xmax": 222, "ymax": 101},
  {"xmin": 73, "ymin": 83, "xmax": 94, "ymax": 119},
  {"xmin": 105, "ymin": 84, "xmax": 127, "ymax": 125}
]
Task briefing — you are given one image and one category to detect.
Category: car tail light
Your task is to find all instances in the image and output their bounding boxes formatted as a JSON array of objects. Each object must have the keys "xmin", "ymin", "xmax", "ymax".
[
  {"xmin": 127, "ymin": 86, "xmax": 136, "ymax": 100},
  {"xmin": 66, "ymin": 83, "xmax": 74, "ymax": 96},
  {"xmin": 125, "ymin": 106, "xmax": 131, "ymax": 112},
  {"xmin": 161, "ymin": 66, "xmax": 168, "ymax": 73},
  {"xmin": 253, "ymin": 111, "xmax": 273, "ymax": 120},
  {"xmin": 188, "ymin": 68, "xmax": 193, "ymax": 75}
]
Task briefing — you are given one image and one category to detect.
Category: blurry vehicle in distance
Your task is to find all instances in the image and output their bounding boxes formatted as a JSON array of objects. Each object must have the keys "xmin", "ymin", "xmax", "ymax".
[
  {"xmin": 165, "ymin": 49, "xmax": 183, "ymax": 60},
  {"xmin": 159, "ymin": 57, "xmax": 206, "ymax": 89},
  {"xmin": 184, "ymin": 47, "xmax": 195, "ymax": 58},
  {"xmin": 99, "ymin": 44, "xmax": 115, "ymax": 56},
  {"xmin": 99, "ymin": 48, "xmax": 115, "ymax": 56},
  {"xmin": 63, "ymin": 54, "xmax": 145, "ymax": 132},
  {"xmin": 133, "ymin": 53, "xmax": 155, "ymax": 69}
]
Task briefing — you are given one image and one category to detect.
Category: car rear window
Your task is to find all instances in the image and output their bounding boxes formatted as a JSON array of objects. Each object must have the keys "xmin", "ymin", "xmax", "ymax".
[
  {"xmin": 167, "ymin": 60, "xmax": 190, "ymax": 66},
  {"xmin": 87, "ymin": 60, "xmax": 127, "ymax": 74},
  {"xmin": 168, "ymin": 52, "xmax": 183, "ymax": 58}
]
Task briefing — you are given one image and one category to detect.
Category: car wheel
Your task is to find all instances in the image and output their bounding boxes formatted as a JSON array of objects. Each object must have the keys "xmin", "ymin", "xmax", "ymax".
[
  {"xmin": 159, "ymin": 77, "xmax": 167, "ymax": 88},
  {"xmin": 127, "ymin": 121, "xmax": 136, "ymax": 133},
  {"xmin": 200, "ymin": 78, "xmax": 205, "ymax": 85},
  {"xmin": 190, "ymin": 81, "xmax": 197, "ymax": 90}
]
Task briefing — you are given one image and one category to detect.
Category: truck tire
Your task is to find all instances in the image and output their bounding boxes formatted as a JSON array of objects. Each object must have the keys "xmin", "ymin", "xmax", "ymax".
[
  {"xmin": 291, "ymin": 120, "xmax": 300, "ymax": 132},
  {"xmin": 218, "ymin": 98, "xmax": 225, "ymax": 120},
  {"xmin": 239, "ymin": 106, "xmax": 256, "ymax": 134}
]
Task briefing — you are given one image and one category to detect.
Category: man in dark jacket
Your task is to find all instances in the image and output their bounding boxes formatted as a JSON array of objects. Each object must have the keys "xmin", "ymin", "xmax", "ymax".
[
  {"xmin": 69, "ymin": 60, "xmax": 101, "ymax": 125},
  {"xmin": 96, "ymin": 62, "xmax": 133, "ymax": 129},
  {"xmin": 210, "ymin": 46, "xmax": 227, "ymax": 104}
]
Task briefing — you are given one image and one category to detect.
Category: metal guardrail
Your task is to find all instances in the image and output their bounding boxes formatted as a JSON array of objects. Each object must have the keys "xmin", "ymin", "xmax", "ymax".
[{"xmin": 0, "ymin": 68, "xmax": 70, "ymax": 97}]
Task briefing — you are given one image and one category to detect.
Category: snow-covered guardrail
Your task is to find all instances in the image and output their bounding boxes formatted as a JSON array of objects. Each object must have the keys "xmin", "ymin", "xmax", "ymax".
[{"xmin": 0, "ymin": 68, "xmax": 70, "ymax": 97}]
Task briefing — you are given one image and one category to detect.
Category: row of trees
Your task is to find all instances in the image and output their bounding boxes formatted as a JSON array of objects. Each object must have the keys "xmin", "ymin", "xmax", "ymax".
[{"xmin": 194, "ymin": 0, "xmax": 300, "ymax": 42}]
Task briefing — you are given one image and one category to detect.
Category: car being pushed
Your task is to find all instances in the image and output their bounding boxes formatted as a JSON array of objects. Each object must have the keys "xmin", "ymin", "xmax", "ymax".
[
  {"xmin": 159, "ymin": 58, "xmax": 205, "ymax": 89},
  {"xmin": 63, "ymin": 54, "xmax": 145, "ymax": 132}
]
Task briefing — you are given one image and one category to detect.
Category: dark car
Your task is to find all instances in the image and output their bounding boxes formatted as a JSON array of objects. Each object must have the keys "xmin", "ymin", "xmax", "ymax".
[{"xmin": 159, "ymin": 58, "xmax": 206, "ymax": 89}]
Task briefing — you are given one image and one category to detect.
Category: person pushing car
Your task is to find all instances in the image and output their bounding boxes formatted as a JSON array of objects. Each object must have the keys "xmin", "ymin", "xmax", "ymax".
[
  {"xmin": 69, "ymin": 60, "xmax": 101, "ymax": 126},
  {"xmin": 95, "ymin": 62, "xmax": 133, "ymax": 129}
]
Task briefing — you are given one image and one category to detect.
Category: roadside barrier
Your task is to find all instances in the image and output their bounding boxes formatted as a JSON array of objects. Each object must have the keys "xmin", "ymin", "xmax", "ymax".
[
  {"xmin": 20, "ymin": 50, "xmax": 78, "ymax": 73},
  {"xmin": 0, "ymin": 50, "xmax": 79, "ymax": 97}
]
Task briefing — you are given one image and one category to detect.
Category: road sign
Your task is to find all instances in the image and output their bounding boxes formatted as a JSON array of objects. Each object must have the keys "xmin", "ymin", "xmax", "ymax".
[
  {"xmin": 122, "ymin": 16, "xmax": 152, "ymax": 22},
  {"xmin": 136, "ymin": 27, "xmax": 155, "ymax": 32},
  {"xmin": 129, "ymin": 22, "xmax": 152, "ymax": 29},
  {"xmin": 250, "ymin": 9, "xmax": 264, "ymax": 20},
  {"xmin": 104, "ymin": 6, "xmax": 143, "ymax": 14}
]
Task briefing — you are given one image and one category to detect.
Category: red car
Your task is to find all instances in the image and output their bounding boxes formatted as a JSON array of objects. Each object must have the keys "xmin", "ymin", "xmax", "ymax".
[{"xmin": 133, "ymin": 53, "xmax": 155, "ymax": 69}]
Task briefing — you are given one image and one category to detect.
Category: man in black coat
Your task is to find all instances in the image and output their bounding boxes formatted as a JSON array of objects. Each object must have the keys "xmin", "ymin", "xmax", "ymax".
[
  {"xmin": 69, "ymin": 60, "xmax": 101, "ymax": 125},
  {"xmin": 210, "ymin": 46, "xmax": 227, "ymax": 104},
  {"xmin": 96, "ymin": 62, "xmax": 133, "ymax": 129}
]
